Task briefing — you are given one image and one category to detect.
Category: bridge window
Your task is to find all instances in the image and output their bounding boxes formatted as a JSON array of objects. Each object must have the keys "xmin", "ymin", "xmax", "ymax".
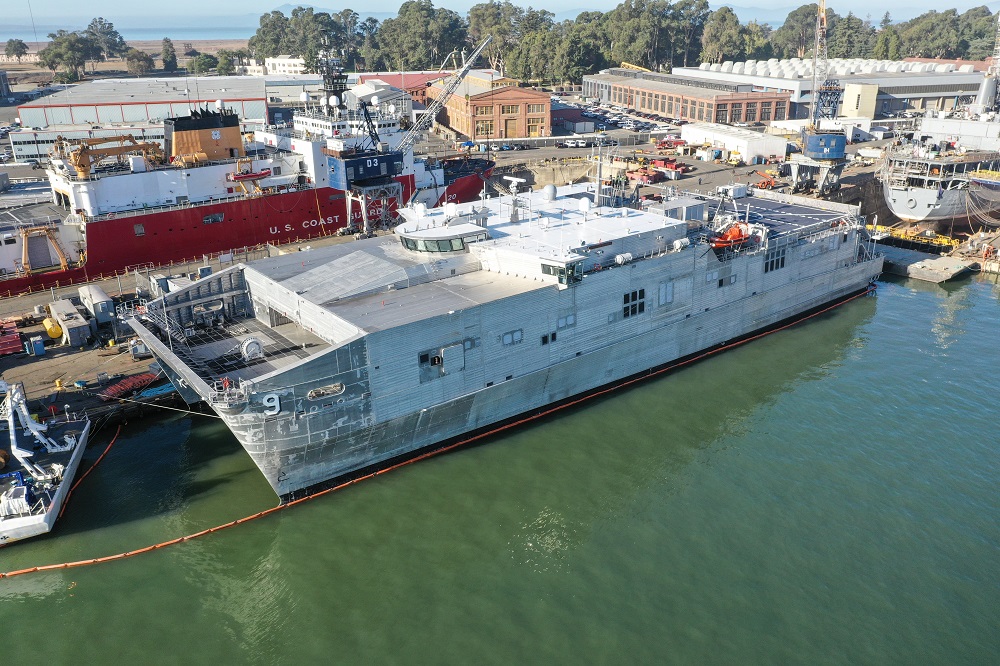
[
  {"xmin": 541, "ymin": 262, "xmax": 582, "ymax": 284},
  {"xmin": 401, "ymin": 237, "xmax": 464, "ymax": 252}
]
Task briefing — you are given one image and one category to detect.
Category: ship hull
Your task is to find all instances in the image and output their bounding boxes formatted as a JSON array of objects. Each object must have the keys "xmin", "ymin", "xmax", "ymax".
[
  {"xmin": 217, "ymin": 258, "xmax": 880, "ymax": 499},
  {"xmin": 133, "ymin": 186, "xmax": 880, "ymax": 501},
  {"xmin": 279, "ymin": 283, "xmax": 877, "ymax": 501},
  {"xmin": 0, "ymin": 166, "xmax": 491, "ymax": 297},
  {"xmin": 882, "ymin": 185, "xmax": 969, "ymax": 223}
]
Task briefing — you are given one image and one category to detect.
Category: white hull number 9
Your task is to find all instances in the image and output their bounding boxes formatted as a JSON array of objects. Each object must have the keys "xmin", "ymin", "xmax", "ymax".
[{"xmin": 262, "ymin": 393, "xmax": 281, "ymax": 415}]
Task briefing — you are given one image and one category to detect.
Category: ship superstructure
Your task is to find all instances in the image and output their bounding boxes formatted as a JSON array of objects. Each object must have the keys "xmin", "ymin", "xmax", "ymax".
[
  {"xmin": 129, "ymin": 182, "xmax": 883, "ymax": 499},
  {"xmin": 0, "ymin": 93, "xmax": 491, "ymax": 295}
]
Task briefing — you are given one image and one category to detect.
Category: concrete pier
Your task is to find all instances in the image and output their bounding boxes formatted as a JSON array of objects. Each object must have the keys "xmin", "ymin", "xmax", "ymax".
[{"xmin": 876, "ymin": 245, "xmax": 977, "ymax": 283}]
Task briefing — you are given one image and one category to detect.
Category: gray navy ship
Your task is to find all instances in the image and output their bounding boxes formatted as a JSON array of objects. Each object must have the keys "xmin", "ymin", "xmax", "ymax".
[{"xmin": 129, "ymin": 181, "xmax": 884, "ymax": 499}]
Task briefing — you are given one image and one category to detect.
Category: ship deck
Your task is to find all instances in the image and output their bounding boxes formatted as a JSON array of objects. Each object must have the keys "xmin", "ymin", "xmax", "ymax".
[
  {"xmin": 0, "ymin": 202, "xmax": 68, "ymax": 230},
  {"xmin": 886, "ymin": 150, "xmax": 1000, "ymax": 165},
  {"xmin": 170, "ymin": 317, "xmax": 329, "ymax": 385},
  {"xmin": 709, "ymin": 195, "xmax": 852, "ymax": 236},
  {"xmin": 144, "ymin": 187, "xmax": 860, "ymax": 387},
  {"xmin": 4, "ymin": 419, "xmax": 88, "ymax": 473}
]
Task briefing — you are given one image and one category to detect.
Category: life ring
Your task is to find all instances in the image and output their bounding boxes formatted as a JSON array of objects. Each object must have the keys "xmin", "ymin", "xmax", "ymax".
[
  {"xmin": 906, "ymin": 198, "xmax": 917, "ymax": 209},
  {"xmin": 984, "ymin": 245, "xmax": 997, "ymax": 259}
]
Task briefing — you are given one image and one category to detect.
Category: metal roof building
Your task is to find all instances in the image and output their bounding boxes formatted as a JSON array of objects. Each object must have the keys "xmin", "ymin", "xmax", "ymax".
[
  {"xmin": 673, "ymin": 59, "xmax": 986, "ymax": 119},
  {"xmin": 12, "ymin": 75, "xmax": 323, "ymax": 129},
  {"xmin": 17, "ymin": 76, "xmax": 268, "ymax": 128}
]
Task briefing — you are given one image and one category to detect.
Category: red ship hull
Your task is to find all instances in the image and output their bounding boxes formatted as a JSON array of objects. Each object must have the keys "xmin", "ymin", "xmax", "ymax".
[{"xmin": 0, "ymin": 166, "xmax": 491, "ymax": 297}]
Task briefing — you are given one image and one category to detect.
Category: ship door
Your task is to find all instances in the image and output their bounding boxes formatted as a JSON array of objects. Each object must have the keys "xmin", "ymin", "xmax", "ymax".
[
  {"xmin": 504, "ymin": 118, "xmax": 517, "ymax": 139},
  {"xmin": 268, "ymin": 307, "xmax": 292, "ymax": 327}
]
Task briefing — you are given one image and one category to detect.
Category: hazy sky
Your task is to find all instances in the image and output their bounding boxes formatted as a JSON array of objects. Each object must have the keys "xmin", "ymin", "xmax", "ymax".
[{"xmin": 6, "ymin": 0, "xmax": 998, "ymax": 25}]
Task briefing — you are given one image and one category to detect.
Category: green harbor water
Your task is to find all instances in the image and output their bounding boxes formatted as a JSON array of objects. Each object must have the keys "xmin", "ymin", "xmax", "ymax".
[{"xmin": 1, "ymin": 276, "xmax": 998, "ymax": 664}]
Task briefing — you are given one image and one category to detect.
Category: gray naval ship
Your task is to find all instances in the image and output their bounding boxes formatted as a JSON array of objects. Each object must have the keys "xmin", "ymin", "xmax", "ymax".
[{"xmin": 129, "ymin": 181, "xmax": 883, "ymax": 499}]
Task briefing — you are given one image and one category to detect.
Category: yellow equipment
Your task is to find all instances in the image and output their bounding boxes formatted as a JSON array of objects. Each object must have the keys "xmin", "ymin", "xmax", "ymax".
[
  {"xmin": 20, "ymin": 226, "xmax": 71, "ymax": 272},
  {"xmin": 754, "ymin": 171, "xmax": 778, "ymax": 189},
  {"xmin": 620, "ymin": 62, "xmax": 652, "ymax": 72},
  {"xmin": 53, "ymin": 135, "xmax": 165, "ymax": 179},
  {"xmin": 42, "ymin": 317, "xmax": 63, "ymax": 339}
]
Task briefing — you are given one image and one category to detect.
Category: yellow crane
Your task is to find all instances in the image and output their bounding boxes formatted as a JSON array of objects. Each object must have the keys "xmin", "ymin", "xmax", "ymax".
[
  {"xmin": 620, "ymin": 62, "xmax": 652, "ymax": 72},
  {"xmin": 20, "ymin": 226, "xmax": 71, "ymax": 273},
  {"xmin": 52, "ymin": 135, "xmax": 165, "ymax": 179}
]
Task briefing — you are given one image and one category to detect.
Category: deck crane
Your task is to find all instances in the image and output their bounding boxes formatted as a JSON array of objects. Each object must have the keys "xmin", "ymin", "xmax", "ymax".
[
  {"xmin": 52, "ymin": 135, "xmax": 165, "ymax": 179},
  {"xmin": 396, "ymin": 35, "xmax": 493, "ymax": 158}
]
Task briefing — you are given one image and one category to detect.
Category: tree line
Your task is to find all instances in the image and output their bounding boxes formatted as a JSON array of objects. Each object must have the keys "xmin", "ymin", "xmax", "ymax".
[
  {"xmin": 701, "ymin": 5, "xmax": 997, "ymax": 64},
  {"xmin": 7, "ymin": 4, "xmax": 998, "ymax": 86},
  {"xmin": 5, "ymin": 18, "xmax": 158, "ymax": 82},
  {"xmin": 246, "ymin": 2, "xmax": 999, "ymax": 83}
]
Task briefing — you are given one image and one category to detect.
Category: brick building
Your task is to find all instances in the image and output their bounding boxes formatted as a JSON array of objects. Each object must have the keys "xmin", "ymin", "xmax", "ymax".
[
  {"xmin": 427, "ymin": 69, "xmax": 551, "ymax": 140},
  {"xmin": 583, "ymin": 68, "xmax": 791, "ymax": 124}
]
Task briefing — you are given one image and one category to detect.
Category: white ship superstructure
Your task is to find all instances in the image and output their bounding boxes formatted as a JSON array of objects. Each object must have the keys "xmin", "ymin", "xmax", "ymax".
[{"xmin": 130, "ymin": 184, "xmax": 883, "ymax": 499}]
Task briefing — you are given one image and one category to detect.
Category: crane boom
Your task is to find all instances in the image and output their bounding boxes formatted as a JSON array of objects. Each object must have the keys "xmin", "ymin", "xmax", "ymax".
[
  {"xmin": 52, "ymin": 134, "xmax": 165, "ymax": 179},
  {"xmin": 620, "ymin": 62, "xmax": 651, "ymax": 72},
  {"xmin": 809, "ymin": 0, "xmax": 841, "ymax": 125},
  {"xmin": 397, "ymin": 35, "xmax": 493, "ymax": 157}
]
